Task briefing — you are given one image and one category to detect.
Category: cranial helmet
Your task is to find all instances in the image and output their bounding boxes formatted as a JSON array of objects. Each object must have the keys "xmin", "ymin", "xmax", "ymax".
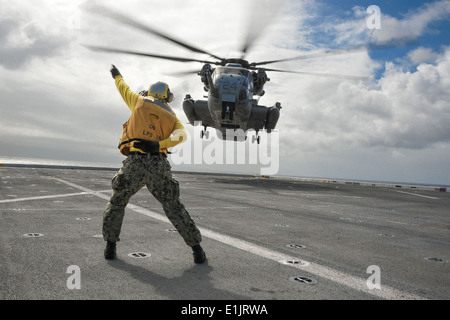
[{"xmin": 148, "ymin": 81, "xmax": 174, "ymax": 102}]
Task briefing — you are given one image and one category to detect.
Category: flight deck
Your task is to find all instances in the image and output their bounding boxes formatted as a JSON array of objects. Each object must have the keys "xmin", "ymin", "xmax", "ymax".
[{"xmin": 1, "ymin": 165, "xmax": 448, "ymax": 303}]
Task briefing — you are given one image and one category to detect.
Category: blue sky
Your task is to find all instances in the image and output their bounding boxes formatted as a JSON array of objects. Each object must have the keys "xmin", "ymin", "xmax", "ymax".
[
  {"xmin": 303, "ymin": 1, "xmax": 450, "ymax": 77},
  {"xmin": 1, "ymin": 0, "xmax": 449, "ymax": 185},
  {"xmin": 323, "ymin": 0, "xmax": 437, "ymax": 16},
  {"xmin": 370, "ymin": 1, "xmax": 450, "ymax": 66}
]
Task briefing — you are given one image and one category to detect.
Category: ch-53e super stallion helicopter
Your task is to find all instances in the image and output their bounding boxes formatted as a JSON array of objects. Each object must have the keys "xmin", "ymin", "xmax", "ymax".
[{"xmin": 84, "ymin": 3, "xmax": 393, "ymax": 144}]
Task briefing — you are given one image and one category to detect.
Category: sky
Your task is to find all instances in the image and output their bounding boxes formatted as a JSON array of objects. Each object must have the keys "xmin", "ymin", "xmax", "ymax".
[{"xmin": 0, "ymin": 0, "xmax": 449, "ymax": 186}]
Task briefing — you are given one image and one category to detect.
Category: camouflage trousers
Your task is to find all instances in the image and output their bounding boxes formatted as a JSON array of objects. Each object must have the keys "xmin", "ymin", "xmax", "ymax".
[{"xmin": 102, "ymin": 153, "xmax": 202, "ymax": 247}]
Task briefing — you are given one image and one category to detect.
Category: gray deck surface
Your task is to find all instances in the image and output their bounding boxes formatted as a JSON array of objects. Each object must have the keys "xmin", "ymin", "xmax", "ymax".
[{"xmin": 1, "ymin": 166, "xmax": 448, "ymax": 310}]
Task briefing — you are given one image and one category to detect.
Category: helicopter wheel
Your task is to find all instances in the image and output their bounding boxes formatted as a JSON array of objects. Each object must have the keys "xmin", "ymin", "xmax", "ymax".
[
  {"xmin": 252, "ymin": 135, "xmax": 261, "ymax": 144},
  {"xmin": 201, "ymin": 130, "xmax": 209, "ymax": 139}
]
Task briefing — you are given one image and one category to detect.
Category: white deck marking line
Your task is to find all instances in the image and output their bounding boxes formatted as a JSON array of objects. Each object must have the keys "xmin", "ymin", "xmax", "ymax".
[
  {"xmin": 54, "ymin": 177, "xmax": 426, "ymax": 300},
  {"xmin": 0, "ymin": 192, "xmax": 88, "ymax": 203},
  {"xmin": 188, "ymin": 206, "xmax": 251, "ymax": 210},
  {"xmin": 0, "ymin": 189, "xmax": 111, "ymax": 204},
  {"xmin": 394, "ymin": 190, "xmax": 439, "ymax": 200}
]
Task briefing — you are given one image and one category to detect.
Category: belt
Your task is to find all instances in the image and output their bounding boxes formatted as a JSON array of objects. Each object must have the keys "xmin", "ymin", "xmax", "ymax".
[{"xmin": 129, "ymin": 151, "xmax": 166, "ymax": 158}]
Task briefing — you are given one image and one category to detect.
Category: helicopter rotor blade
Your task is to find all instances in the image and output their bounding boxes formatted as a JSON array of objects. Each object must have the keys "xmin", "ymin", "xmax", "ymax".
[
  {"xmin": 240, "ymin": 0, "xmax": 289, "ymax": 58},
  {"xmin": 252, "ymin": 37, "xmax": 420, "ymax": 66},
  {"xmin": 82, "ymin": 2, "xmax": 225, "ymax": 61},
  {"xmin": 84, "ymin": 45, "xmax": 219, "ymax": 65},
  {"xmin": 166, "ymin": 69, "xmax": 202, "ymax": 76},
  {"xmin": 262, "ymin": 67, "xmax": 371, "ymax": 81}
]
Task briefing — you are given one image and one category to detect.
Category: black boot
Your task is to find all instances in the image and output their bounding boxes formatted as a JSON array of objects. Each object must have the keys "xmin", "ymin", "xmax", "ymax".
[
  {"xmin": 192, "ymin": 244, "xmax": 206, "ymax": 264},
  {"xmin": 104, "ymin": 241, "xmax": 117, "ymax": 260}
]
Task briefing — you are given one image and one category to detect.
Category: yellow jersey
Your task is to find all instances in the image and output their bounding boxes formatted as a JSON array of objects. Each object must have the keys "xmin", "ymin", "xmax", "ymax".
[{"xmin": 114, "ymin": 75, "xmax": 186, "ymax": 155}]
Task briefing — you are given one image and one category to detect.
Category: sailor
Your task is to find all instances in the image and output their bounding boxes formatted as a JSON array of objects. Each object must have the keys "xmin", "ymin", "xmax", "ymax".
[{"xmin": 102, "ymin": 65, "xmax": 206, "ymax": 263}]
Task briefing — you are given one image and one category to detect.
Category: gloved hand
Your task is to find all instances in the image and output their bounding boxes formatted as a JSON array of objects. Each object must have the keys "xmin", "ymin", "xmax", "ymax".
[
  {"xmin": 110, "ymin": 64, "xmax": 121, "ymax": 79},
  {"xmin": 133, "ymin": 140, "xmax": 160, "ymax": 154}
]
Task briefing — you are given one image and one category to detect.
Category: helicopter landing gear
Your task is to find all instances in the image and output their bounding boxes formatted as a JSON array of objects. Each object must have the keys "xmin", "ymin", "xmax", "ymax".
[
  {"xmin": 200, "ymin": 126, "xmax": 209, "ymax": 139},
  {"xmin": 252, "ymin": 131, "xmax": 261, "ymax": 144}
]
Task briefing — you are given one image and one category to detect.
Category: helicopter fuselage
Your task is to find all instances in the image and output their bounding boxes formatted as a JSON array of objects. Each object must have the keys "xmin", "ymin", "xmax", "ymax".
[{"xmin": 183, "ymin": 63, "xmax": 280, "ymax": 142}]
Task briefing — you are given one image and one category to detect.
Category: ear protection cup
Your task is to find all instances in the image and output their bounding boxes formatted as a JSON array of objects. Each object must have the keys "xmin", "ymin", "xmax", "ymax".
[{"xmin": 166, "ymin": 88, "xmax": 174, "ymax": 102}]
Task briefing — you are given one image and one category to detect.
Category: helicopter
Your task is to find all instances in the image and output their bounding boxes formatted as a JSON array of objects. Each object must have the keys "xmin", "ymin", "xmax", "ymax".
[
  {"xmin": 185, "ymin": 61, "xmax": 278, "ymax": 144},
  {"xmin": 83, "ymin": 2, "xmax": 410, "ymax": 144}
]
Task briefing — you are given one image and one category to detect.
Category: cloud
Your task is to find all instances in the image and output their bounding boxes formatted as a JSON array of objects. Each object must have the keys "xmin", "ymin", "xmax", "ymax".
[
  {"xmin": 408, "ymin": 47, "xmax": 441, "ymax": 64},
  {"xmin": 377, "ymin": 49, "xmax": 450, "ymax": 148},
  {"xmin": 277, "ymin": 46, "xmax": 450, "ymax": 156},
  {"xmin": 1, "ymin": 0, "xmax": 449, "ymax": 184},
  {"xmin": 370, "ymin": 0, "xmax": 450, "ymax": 44},
  {"xmin": 0, "ymin": 2, "xmax": 71, "ymax": 69}
]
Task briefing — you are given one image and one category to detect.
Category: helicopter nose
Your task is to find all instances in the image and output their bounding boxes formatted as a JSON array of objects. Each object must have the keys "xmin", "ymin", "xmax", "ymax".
[{"xmin": 222, "ymin": 93, "xmax": 236, "ymax": 103}]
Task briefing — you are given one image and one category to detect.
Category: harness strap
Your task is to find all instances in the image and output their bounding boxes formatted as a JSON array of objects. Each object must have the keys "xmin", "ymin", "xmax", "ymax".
[{"xmin": 118, "ymin": 138, "xmax": 145, "ymax": 148}]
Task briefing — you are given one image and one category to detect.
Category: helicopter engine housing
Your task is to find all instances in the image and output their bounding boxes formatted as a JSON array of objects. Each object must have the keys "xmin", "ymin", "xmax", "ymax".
[
  {"xmin": 265, "ymin": 103, "xmax": 281, "ymax": 133},
  {"xmin": 182, "ymin": 95, "xmax": 213, "ymax": 128}
]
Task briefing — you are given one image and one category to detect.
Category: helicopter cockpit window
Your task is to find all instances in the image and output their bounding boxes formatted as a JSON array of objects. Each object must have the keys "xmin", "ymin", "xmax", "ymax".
[
  {"xmin": 214, "ymin": 66, "xmax": 252, "ymax": 76},
  {"xmin": 239, "ymin": 87, "xmax": 249, "ymax": 101},
  {"xmin": 238, "ymin": 77, "xmax": 252, "ymax": 101},
  {"xmin": 212, "ymin": 67, "xmax": 253, "ymax": 88},
  {"xmin": 244, "ymin": 74, "xmax": 254, "ymax": 91}
]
